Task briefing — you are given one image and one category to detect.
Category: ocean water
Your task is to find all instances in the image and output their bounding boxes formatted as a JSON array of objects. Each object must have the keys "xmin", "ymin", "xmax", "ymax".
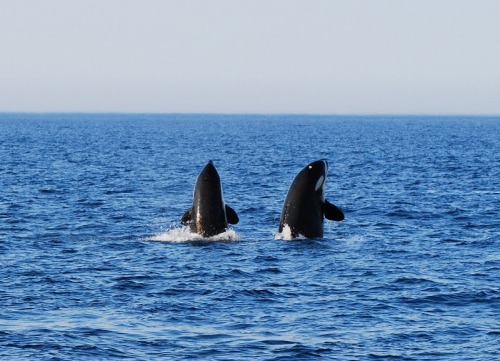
[{"xmin": 0, "ymin": 113, "xmax": 498, "ymax": 360}]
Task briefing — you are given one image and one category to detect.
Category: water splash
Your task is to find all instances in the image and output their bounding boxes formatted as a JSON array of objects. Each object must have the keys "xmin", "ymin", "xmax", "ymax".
[
  {"xmin": 274, "ymin": 224, "xmax": 305, "ymax": 241},
  {"xmin": 148, "ymin": 226, "xmax": 240, "ymax": 242},
  {"xmin": 338, "ymin": 234, "xmax": 366, "ymax": 242}
]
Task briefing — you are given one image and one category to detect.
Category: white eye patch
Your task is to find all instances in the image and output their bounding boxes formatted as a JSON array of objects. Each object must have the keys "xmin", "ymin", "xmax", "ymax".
[{"xmin": 315, "ymin": 175, "xmax": 324, "ymax": 191}]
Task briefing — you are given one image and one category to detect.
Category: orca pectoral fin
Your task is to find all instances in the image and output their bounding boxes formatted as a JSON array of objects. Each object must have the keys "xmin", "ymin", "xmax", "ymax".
[
  {"xmin": 181, "ymin": 208, "xmax": 193, "ymax": 225},
  {"xmin": 225, "ymin": 205, "xmax": 239, "ymax": 224},
  {"xmin": 323, "ymin": 200, "xmax": 344, "ymax": 221}
]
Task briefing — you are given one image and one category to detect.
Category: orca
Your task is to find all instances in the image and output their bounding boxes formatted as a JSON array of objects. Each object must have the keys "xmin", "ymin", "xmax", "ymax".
[
  {"xmin": 181, "ymin": 161, "xmax": 239, "ymax": 237},
  {"xmin": 279, "ymin": 160, "xmax": 344, "ymax": 238}
]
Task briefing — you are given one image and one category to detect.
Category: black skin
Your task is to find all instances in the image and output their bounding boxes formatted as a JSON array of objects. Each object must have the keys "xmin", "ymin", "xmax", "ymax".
[
  {"xmin": 279, "ymin": 160, "xmax": 344, "ymax": 238},
  {"xmin": 181, "ymin": 161, "xmax": 238, "ymax": 237}
]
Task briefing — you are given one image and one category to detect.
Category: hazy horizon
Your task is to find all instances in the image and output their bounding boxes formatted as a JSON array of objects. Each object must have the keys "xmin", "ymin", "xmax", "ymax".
[
  {"xmin": 1, "ymin": 0, "xmax": 499, "ymax": 115},
  {"xmin": 3, "ymin": 111, "xmax": 499, "ymax": 117}
]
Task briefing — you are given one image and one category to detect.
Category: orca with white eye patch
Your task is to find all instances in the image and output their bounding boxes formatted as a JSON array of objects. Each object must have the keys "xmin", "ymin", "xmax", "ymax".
[{"xmin": 279, "ymin": 160, "xmax": 344, "ymax": 239}]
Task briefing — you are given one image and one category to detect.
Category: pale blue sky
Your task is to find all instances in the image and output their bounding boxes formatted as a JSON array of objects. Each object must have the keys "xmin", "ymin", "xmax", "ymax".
[{"xmin": 1, "ymin": 0, "xmax": 499, "ymax": 114}]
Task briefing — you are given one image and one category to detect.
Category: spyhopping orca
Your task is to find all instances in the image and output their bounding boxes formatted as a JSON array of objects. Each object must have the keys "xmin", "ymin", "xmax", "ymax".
[
  {"xmin": 279, "ymin": 160, "xmax": 344, "ymax": 238},
  {"xmin": 181, "ymin": 161, "xmax": 239, "ymax": 237}
]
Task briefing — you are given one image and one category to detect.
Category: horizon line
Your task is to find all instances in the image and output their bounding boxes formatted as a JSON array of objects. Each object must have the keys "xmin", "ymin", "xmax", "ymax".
[{"xmin": 1, "ymin": 111, "xmax": 499, "ymax": 117}]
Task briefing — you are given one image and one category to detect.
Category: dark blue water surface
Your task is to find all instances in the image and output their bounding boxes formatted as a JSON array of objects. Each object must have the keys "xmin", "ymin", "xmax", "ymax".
[{"xmin": 1, "ymin": 114, "xmax": 499, "ymax": 360}]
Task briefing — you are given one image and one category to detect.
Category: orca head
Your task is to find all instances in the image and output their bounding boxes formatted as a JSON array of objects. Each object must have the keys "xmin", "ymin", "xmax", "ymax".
[
  {"xmin": 195, "ymin": 160, "xmax": 223, "ymax": 197},
  {"xmin": 199, "ymin": 160, "xmax": 220, "ymax": 183},
  {"xmin": 296, "ymin": 160, "xmax": 328, "ymax": 200}
]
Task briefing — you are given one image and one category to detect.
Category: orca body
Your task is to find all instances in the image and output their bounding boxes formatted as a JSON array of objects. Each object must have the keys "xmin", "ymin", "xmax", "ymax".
[
  {"xmin": 181, "ymin": 161, "xmax": 238, "ymax": 237},
  {"xmin": 279, "ymin": 160, "xmax": 344, "ymax": 238}
]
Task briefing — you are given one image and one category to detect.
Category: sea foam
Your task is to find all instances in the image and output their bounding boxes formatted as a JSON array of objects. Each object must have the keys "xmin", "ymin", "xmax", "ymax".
[{"xmin": 148, "ymin": 226, "xmax": 240, "ymax": 243}]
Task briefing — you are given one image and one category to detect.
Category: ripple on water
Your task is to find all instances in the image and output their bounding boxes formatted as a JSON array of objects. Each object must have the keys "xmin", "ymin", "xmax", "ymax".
[{"xmin": 1, "ymin": 115, "xmax": 499, "ymax": 360}]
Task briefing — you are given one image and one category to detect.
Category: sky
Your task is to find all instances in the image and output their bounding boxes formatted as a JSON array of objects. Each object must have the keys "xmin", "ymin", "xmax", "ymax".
[{"xmin": 1, "ymin": 0, "xmax": 499, "ymax": 114}]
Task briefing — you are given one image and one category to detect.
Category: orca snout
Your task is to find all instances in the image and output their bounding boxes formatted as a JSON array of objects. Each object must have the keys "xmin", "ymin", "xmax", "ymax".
[
  {"xmin": 319, "ymin": 159, "xmax": 328, "ymax": 174},
  {"xmin": 199, "ymin": 160, "xmax": 220, "ymax": 182},
  {"xmin": 203, "ymin": 160, "xmax": 216, "ymax": 171}
]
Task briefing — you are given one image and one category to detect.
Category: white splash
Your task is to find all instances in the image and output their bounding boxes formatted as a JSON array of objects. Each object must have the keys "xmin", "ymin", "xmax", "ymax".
[
  {"xmin": 274, "ymin": 224, "xmax": 305, "ymax": 241},
  {"xmin": 339, "ymin": 234, "xmax": 366, "ymax": 242},
  {"xmin": 148, "ymin": 226, "xmax": 240, "ymax": 243}
]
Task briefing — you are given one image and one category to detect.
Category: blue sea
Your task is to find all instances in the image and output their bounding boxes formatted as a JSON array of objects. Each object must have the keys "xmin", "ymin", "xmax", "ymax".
[{"xmin": 1, "ymin": 113, "xmax": 498, "ymax": 360}]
